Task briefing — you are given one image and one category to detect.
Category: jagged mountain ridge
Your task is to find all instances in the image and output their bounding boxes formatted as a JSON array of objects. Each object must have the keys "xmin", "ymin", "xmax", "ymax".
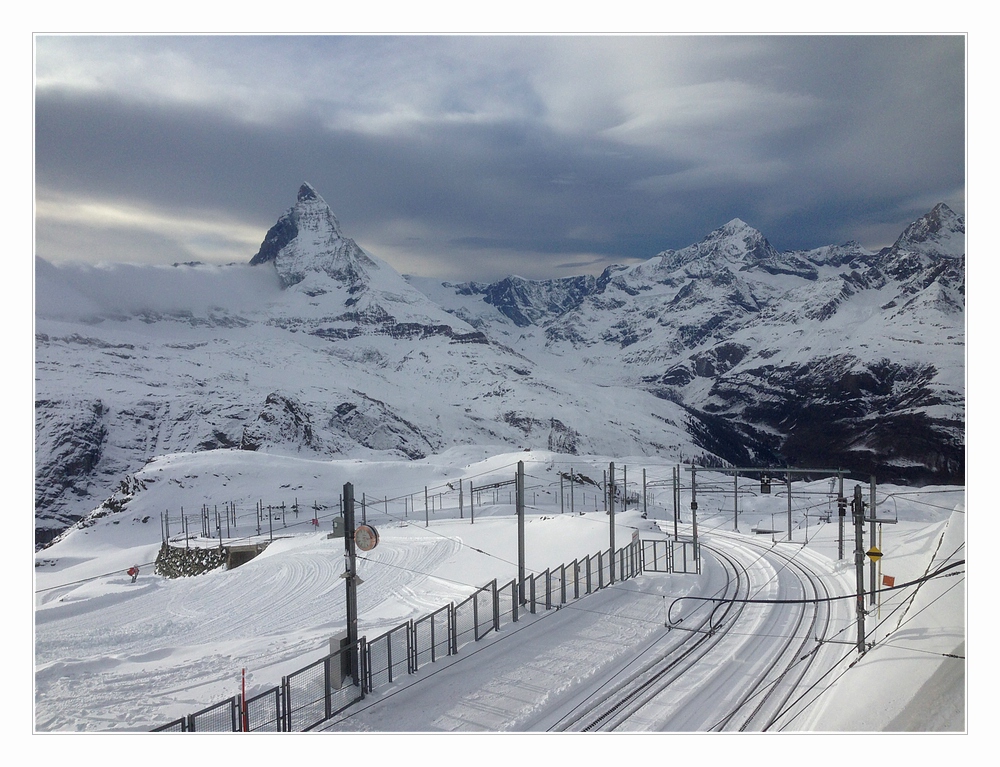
[
  {"xmin": 412, "ymin": 204, "xmax": 965, "ymax": 483},
  {"xmin": 34, "ymin": 187, "xmax": 965, "ymax": 545}
]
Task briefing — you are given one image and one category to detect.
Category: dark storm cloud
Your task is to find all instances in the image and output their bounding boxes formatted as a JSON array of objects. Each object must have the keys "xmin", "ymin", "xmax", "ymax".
[{"xmin": 34, "ymin": 35, "xmax": 965, "ymax": 281}]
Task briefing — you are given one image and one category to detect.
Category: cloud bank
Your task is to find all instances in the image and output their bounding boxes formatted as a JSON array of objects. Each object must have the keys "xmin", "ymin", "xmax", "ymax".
[{"xmin": 34, "ymin": 35, "xmax": 965, "ymax": 282}]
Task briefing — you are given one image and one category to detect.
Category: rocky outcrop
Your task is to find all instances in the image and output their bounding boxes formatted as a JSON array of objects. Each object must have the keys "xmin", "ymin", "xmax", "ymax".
[
  {"xmin": 327, "ymin": 393, "xmax": 436, "ymax": 459},
  {"xmin": 683, "ymin": 356, "xmax": 964, "ymax": 484},
  {"xmin": 241, "ymin": 393, "xmax": 321, "ymax": 453},
  {"xmin": 34, "ymin": 398, "xmax": 109, "ymax": 545}
]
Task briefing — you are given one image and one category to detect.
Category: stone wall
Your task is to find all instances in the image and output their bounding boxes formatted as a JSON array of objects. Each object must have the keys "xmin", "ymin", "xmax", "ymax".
[
  {"xmin": 154, "ymin": 540, "xmax": 273, "ymax": 578},
  {"xmin": 154, "ymin": 542, "xmax": 227, "ymax": 578}
]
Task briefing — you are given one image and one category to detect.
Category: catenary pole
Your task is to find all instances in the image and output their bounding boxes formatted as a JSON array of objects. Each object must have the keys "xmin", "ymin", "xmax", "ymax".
[
  {"xmin": 853, "ymin": 484, "xmax": 867, "ymax": 654},
  {"xmin": 690, "ymin": 466, "xmax": 699, "ymax": 559},
  {"xmin": 609, "ymin": 462, "xmax": 616, "ymax": 584},
  {"xmin": 343, "ymin": 482, "xmax": 361, "ymax": 689},
  {"xmin": 786, "ymin": 471, "xmax": 792, "ymax": 541},
  {"xmin": 734, "ymin": 472, "xmax": 739, "ymax": 531},
  {"xmin": 643, "ymin": 468, "xmax": 647, "ymax": 518},
  {"xmin": 838, "ymin": 472, "xmax": 846, "ymax": 560},
  {"xmin": 869, "ymin": 475, "xmax": 877, "ymax": 605},
  {"xmin": 517, "ymin": 462, "xmax": 525, "ymax": 605}
]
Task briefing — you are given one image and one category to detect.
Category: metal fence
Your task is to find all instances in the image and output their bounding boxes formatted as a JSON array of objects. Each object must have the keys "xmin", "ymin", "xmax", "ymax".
[
  {"xmin": 413, "ymin": 604, "xmax": 451, "ymax": 671},
  {"xmin": 642, "ymin": 539, "xmax": 672, "ymax": 573},
  {"xmin": 153, "ymin": 538, "xmax": 645, "ymax": 732}
]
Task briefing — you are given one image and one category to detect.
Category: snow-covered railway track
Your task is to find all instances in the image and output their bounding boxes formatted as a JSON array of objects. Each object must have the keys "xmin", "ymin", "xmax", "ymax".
[
  {"xmin": 546, "ymin": 546, "xmax": 751, "ymax": 732},
  {"xmin": 707, "ymin": 537, "xmax": 834, "ymax": 732},
  {"xmin": 548, "ymin": 533, "xmax": 842, "ymax": 732}
]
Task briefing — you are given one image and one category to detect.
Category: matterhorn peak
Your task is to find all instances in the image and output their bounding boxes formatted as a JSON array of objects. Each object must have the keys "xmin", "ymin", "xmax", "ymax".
[
  {"xmin": 250, "ymin": 182, "xmax": 377, "ymax": 290},
  {"xmin": 297, "ymin": 182, "xmax": 319, "ymax": 202}
]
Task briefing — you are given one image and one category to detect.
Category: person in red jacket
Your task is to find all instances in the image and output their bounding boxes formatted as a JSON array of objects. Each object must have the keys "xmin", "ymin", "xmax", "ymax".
[{"xmin": 128, "ymin": 565, "xmax": 139, "ymax": 583}]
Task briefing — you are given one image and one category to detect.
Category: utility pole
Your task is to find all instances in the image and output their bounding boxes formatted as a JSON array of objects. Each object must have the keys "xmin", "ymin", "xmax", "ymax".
[
  {"xmin": 786, "ymin": 472, "xmax": 792, "ymax": 542},
  {"xmin": 734, "ymin": 473, "xmax": 739, "ymax": 531},
  {"xmin": 623, "ymin": 465, "xmax": 627, "ymax": 511},
  {"xmin": 869, "ymin": 476, "xmax": 877, "ymax": 606},
  {"xmin": 837, "ymin": 472, "xmax": 846, "ymax": 560},
  {"xmin": 643, "ymin": 468, "xmax": 647, "ymax": 518},
  {"xmin": 689, "ymin": 466, "xmax": 699, "ymax": 559},
  {"xmin": 343, "ymin": 482, "xmax": 361, "ymax": 690},
  {"xmin": 570, "ymin": 467, "xmax": 575, "ymax": 514},
  {"xmin": 609, "ymin": 462, "xmax": 616, "ymax": 584},
  {"xmin": 673, "ymin": 465, "xmax": 679, "ymax": 540},
  {"xmin": 517, "ymin": 461, "xmax": 526, "ymax": 605},
  {"xmin": 852, "ymin": 484, "xmax": 867, "ymax": 655}
]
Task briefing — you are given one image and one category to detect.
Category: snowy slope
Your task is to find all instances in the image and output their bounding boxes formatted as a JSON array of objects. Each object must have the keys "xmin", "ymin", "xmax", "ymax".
[{"xmin": 33, "ymin": 448, "xmax": 966, "ymax": 733}]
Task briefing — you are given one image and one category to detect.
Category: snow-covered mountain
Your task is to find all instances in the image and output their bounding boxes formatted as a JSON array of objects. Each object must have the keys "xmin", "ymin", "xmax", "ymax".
[
  {"xmin": 34, "ymin": 186, "xmax": 965, "ymax": 545},
  {"xmin": 416, "ymin": 204, "xmax": 965, "ymax": 485}
]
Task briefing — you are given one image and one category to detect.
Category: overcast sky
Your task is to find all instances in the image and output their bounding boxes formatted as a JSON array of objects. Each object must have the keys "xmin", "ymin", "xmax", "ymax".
[{"xmin": 33, "ymin": 34, "xmax": 966, "ymax": 282}]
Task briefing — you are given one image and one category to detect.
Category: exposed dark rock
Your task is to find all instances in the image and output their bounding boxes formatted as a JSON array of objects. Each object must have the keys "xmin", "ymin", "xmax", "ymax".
[
  {"xmin": 327, "ymin": 392, "xmax": 435, "ymax": 459},
  {"xmin": 241, "ymin": 393, "xmax": 319, "ymax": 452},
  {"xmin": 35, "ymin": 399, "xmax": 108, "ymax": 546},
  {"xmin": 479, "ymin": 275, "xmax": 598, "ymax": 327},
  {"xmin": 248, "ymin": 213, "xmax": 298, "ymax": 267}
]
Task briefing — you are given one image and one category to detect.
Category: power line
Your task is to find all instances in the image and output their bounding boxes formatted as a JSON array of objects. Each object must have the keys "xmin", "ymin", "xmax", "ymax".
[{"xmin": 34, "ymin": 559, "xmax": 158, "ymax": 593}]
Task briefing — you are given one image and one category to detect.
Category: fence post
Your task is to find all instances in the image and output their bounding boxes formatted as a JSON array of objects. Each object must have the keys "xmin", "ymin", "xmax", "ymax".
[
  {"xmin": 281, "ymin": 677, "xmax": 291, "ymax": 732},
  {"xmin": 472, "ymin": 588, "xmax": 479, "ymax": 640},
  {"xmin": 449, "ymin": 603, "xmax": 457, "ymax": 655},
  {"xmin": 492, "ymin": 579, "xmax": 500, "ymax": 632},
  {"xmin": 408, "ymin": 619, "xmax": 416, "ymax": 674},
  {"xmin": 324, "ymin": 655, "xmax": 333, "ymax": 722},
  {"xmin": 360, "ymin": 636, "xmax": 370, "ymax": 694},
  {"xmin": 386, "ymin": 629, "xmax": 394, "ymax": 684}
]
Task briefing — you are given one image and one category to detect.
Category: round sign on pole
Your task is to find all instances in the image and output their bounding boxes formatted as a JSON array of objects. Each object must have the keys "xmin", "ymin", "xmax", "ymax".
[{"xmin": 355, "ymin": 524, "xmax": 379, "ymax": 552}]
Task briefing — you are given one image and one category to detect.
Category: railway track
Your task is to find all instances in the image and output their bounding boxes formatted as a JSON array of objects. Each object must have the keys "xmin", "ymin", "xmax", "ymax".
[
  {"xmin": 708, "ymin": 536, "xmax": 834, "ymax": 732},
  {"xmin": 548, "ymin": 545, "xmax": 749, "ymax": 731},
  {"xmin": 547, "ymin": 534, "xmax": 844, "ymax": 732}
]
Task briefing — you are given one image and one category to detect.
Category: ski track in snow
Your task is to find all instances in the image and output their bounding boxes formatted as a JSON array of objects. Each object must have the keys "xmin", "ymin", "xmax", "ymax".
[
  {"xmin": 32, "ymin": 453, "xmax": 966, "ymax": 733},
  {"xmin": 34, "ymin": 526, "xmax": 467, "ymax": 731}
]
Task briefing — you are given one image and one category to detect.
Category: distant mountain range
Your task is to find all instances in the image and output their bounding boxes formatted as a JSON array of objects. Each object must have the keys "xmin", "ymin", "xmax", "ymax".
[{"xmin": 34, "ymin": 183, "xmax": 965, "ymax": 545}]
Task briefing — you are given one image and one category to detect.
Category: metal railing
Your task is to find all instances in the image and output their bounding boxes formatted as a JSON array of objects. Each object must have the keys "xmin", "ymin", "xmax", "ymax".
[{"xmin": 154, "ymin": 538, "xmax": 645, "ymax": 732}]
